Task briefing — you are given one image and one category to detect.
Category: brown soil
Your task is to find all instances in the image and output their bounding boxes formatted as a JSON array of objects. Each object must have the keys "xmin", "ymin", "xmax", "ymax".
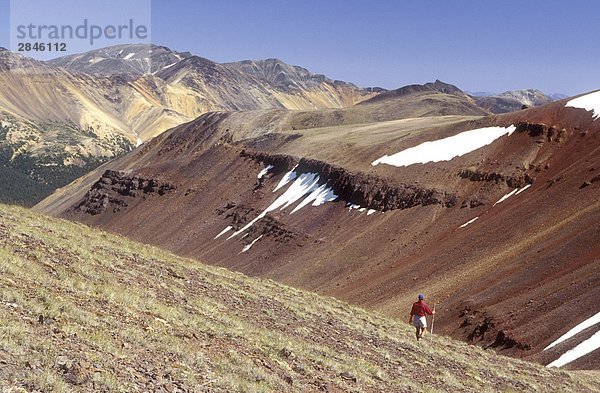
[{"xmin": 35, "ymin": 96, "xmax": 600, "ymax": 370}]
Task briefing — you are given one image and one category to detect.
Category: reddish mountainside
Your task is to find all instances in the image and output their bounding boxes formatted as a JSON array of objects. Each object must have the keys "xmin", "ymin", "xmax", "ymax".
[{"xmin": 35, "ymin": 92, "xmax": 600, "ymax": 369}]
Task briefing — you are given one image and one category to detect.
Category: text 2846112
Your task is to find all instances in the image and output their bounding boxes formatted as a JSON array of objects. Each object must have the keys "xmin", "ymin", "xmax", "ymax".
[{"xmin": 16, "ymin": 42, "xmax": 67, "ymax": 52}]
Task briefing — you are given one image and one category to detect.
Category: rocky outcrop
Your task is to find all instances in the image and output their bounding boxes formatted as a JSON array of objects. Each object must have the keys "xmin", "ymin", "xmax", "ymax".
[
  {"xmin": 242, "ymin": 150, "xmax": 457, "ymax": 211},
  {"xmin": 514, "ymin": 121, "xmax": 567, "ymax": 142},
  {"xmin": 461, "ymin": 309, "xmax": 531, "ymax": 352},
  {"xmin": 73, "ymin": 170, "xmax": 175, "ymax": 215},
  {"xmin": 240, "ymin": 150, "xmax": 297, "ymax": 174},
  {"xmin": 515, "ymin": 121, "xmax": 549, "ymax": 137},
  {"xmin": 297, "ymin": 158, "xmax": 457, "ymax": 210},
  {"xmin": 216, "ymin": 202, "xmax": 305, "ymax": 246},
  {"xmin": 458, "ymin": 169, "xmax": 534, "ymax": 188}
]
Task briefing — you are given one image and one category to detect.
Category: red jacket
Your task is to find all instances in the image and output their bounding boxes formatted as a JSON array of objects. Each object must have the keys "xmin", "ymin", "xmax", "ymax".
[{"xmin": 410, "ymin": 300, "xmax": 433, "ymax": 317}]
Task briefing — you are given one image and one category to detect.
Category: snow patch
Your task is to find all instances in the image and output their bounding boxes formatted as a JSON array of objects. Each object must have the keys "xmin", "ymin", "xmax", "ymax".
[
  {"xmin": 154, "ymin": 62, "xmax": 179, "ymax": 74},
  {"xmin": 241, "ymin": 235, "xmax": 263, "ymax": 253},
  {"xmin": 544, "ymin": 311, "xmax": 600, "ymax": 351},
  {"xmin": 547, "ymin": 330, "xmax": 600, "ymax": 368},
  {"xmin": 257, "ymin": 165, "xmax": 274, "ymax": 179},
  {"xmin": 347, "ymin": 204, "xmax": 378, "ymax": 216},
  {"xmin": 372, "ymin": 126, "xmax": 516, "ymax": 167},
  {"xmin": 278, "ymin": 173, "xmax": 320, "ymax": 211},
  {"xmin": 228, "ymin": 172, "xmax": 323, "ymax": 239},
  {"xmin": 214, "ymin": 226, "xmax": 232, "ymax": 239},
  {"xmin": 124, "ymin": 53, "xmax": 135, "ymax": 60},
  {"xmin": 565, "ymin": 90, "xmax": 600, "ymax": 120},
  {"xmin": 273, "ymin": 166, "xmax": 298, "ymax": 191},
  {"xmin": 493, "ymin": 188, "xmax": 519, "ymax": 206},
  {"xmin": 313, "ymin": 185, "xmax": 337, "ymax": 206},
  {"xmin": 459, "ymin": 217, "xmax": 479, "ymax": 228},
  {"xmin": 136, "ymin": 137, "xmax": 142, "ymax": 147},
  {"xmin": 493, "ymin": 184, "xmax": 532, "ymax": 206},
  {"xmin": 459, "ymin": 184, "xmax": 529, "ymax": 229},
  {"xmin": 515, "ymin": 184, "xmax": 531, "ymax": 195},
  {"xmin": 291, "ymin": 183, "xmax": 337, "ymax": 213}
]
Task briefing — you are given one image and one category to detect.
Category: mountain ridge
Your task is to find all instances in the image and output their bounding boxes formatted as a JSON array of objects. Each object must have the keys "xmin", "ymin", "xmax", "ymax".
[
  {"xmin": 2, "ymin": 44, "xmax": 568, "ymax": 206},
  {"xmin": 0, "ymin": 44, "xmax": 377, "ymax": 205}
]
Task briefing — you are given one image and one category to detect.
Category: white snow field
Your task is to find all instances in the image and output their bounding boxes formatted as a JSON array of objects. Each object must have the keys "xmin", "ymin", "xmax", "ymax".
[
  {"xmin": 217, "ymin": 166, "xmax": 385, "ymax": 246},
  {"xmin": 493, "ymin": 184, "xmax": 532, "ymax": 206},
  {"xmin": 274, "ymin": 166, "xmax": 298, "ymax": 191},
  {"xmin": 224, "ymin": 170, "xmax": 337, "ymax": 240},
  {"xmin": 565, "ymin": 90, "xmax": 600, "ymax": 120},
  {"xmin": 493, "ymin": 188, "xmax": 519, "ymax": 206},
  {"xmin": 152, "ymin": 62, "xmax": 179, "ymax": 75},
  {"xmin": 257, "ymin": 164, "xmax": 274, "ymax": 179},
  {"xmin": 459, "ymin": 217, "xmax": 479, "ymax": 228},
  {"xmin": 547, "ymin": 330, "xmax": 600, "ymax": 368},
  {"xmin": 241, "ymin": 235, "xmax": 263, "ymax": 253},
  {"xmin": 545, "ymin": 311, "xmax": 600, "ymax": 351},
  {"xmin": 214, "ymin": 225, "xmax": 233, "ymax": 239},
  {"xmin": 372, "ymin": 126, "xmax": 516, "ymax": 167},
  {"xmin": 515, "ymin": 184, "xmax": 531, "ymax": 195},
  {"xmin": 291, "ymin": 183, "xmax": 337, "ymax": 213},
  {"xmin": 545, "ymin": 311, "xmax": 600, "ymax": 368}
]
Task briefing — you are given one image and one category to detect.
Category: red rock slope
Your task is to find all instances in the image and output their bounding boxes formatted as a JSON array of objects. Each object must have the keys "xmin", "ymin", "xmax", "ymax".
[{"xmin": 35, "ymin": 92, "xmax": 600, "ymax": 369}]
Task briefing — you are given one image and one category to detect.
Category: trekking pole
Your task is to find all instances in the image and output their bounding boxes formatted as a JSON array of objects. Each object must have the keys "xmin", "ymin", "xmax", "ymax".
[{"xmin": 430, "ymin": 303, "xmax": 436, "ymax": 342}]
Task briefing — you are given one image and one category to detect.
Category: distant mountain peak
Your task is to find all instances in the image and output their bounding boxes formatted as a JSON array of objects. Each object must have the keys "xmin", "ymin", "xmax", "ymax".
[
  {"xmin": 45, "ymin": 45, "xmax": 360, "ymax": 92},
  {"xmin": 47, "ymin": 43, "xmax": 193, "ymax": 80},
  {"xmin": 225, "ymin": 58, "xmax": 334, "ymax": 90},
  {"xmin": 0, "ymin": 46, "xmax": 376, "ymax": 206},
  {"xmin": 496, "ymin": 89, "xmax": 552, "ymax": 107},
  {"xmin": 426, "ymin": 79, "xmax": 465, "ymax": 95},
  {"xmin": 359, "ymin": 79, "xmax": 466, "ymax": 105},
  {"xmin": 471, "ymin": 88, "xmax": 553, "ymax": 113}
]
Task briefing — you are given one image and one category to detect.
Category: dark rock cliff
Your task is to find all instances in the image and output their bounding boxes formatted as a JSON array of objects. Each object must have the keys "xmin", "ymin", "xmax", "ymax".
[
  {"xmin": 72, "ymin": 170, "xmax": 175, "ymax": 215},
  {"xmin": 241, "ymin": 150, "xmax": 457, "ymax": 211}
]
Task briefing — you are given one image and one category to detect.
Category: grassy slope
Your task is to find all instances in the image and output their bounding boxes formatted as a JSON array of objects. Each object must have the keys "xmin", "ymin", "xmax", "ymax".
[{"xmin": 0, "ymin": 204, "xmax": 597, "ymax": 392}]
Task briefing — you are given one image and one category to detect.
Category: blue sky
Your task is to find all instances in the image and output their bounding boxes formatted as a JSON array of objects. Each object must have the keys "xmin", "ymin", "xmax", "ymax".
[{"xmin": 1, "ymin": 0, "xmax": 598, "ymax": 95}]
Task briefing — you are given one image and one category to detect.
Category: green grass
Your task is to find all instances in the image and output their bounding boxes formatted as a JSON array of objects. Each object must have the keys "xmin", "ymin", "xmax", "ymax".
[{"xmin": 0, "ymin": 203, "xmax": 598, "ymax": 392}]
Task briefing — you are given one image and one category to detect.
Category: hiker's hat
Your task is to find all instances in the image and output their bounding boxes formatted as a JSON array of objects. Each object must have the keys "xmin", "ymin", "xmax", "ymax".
[{"xmin": 418, "ymin": 294, "xmax": 425, "ymax": 300}]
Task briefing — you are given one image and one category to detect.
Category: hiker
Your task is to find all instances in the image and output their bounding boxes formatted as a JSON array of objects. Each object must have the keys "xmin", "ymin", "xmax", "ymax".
[{"xmin": 409, "ymin": 294, "xmax": 435, "ymax": 341}]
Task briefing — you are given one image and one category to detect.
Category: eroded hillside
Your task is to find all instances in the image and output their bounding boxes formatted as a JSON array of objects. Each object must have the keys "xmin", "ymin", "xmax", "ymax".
[
  {"xmin": 1, "ymin": 204, "xmax": 599, "ymax": 392},
  {"xmin": 35, "ymin": 91, "xmax": 600, "ymax": 369}
]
